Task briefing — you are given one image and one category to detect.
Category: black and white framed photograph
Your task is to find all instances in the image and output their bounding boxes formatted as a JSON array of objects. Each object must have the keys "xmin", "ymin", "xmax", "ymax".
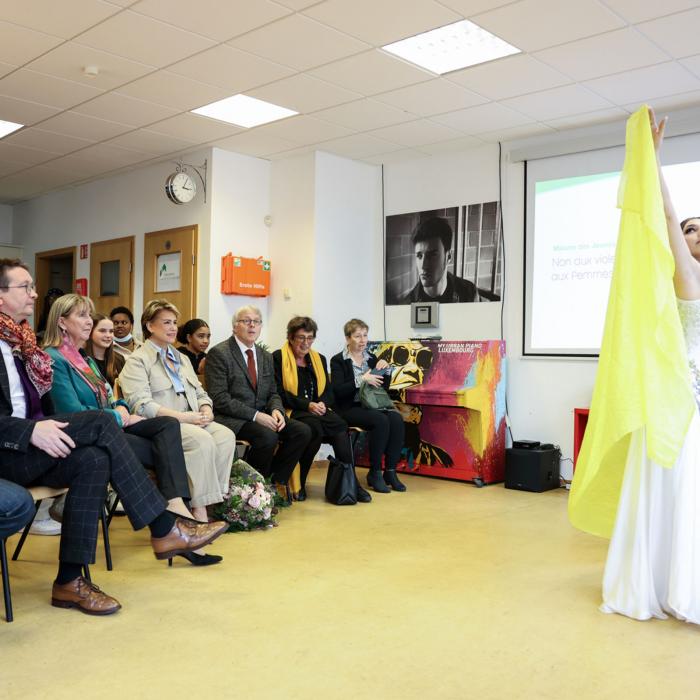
[{"xmin": 385, "ymin": 202, "xmax": 503, "ymax": 305}]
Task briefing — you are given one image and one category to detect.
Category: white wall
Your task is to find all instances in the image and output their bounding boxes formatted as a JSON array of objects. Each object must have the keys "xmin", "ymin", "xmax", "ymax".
[
  {"xmin": 0, "ymin": 204, "xmax": 13, "ymax": 243},
  {"xmin": 312, "ymin": 151, "xmax": 382, "ymax": 360},
  {"xmin": 381, "ymin": 144, "xmax": 598, "ymax": 476},
  {"xmin": 267, "ymin": 152, "xmax": 316, "ymax": 351},
  {"xmin": 209, "ymin": 147, "xmax": 271, "ymax": 345},
  {"xmin": 12, "ymin": 149, "xmax": 212, "ymax": 329}
]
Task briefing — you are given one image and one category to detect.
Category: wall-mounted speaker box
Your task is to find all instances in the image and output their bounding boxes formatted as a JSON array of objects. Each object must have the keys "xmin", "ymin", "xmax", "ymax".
[{"xmin": 505, "ymin": 447, "xmax": 560, "ymax": 493}]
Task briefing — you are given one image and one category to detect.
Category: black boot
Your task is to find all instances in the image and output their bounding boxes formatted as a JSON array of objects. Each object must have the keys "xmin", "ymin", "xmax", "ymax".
[
  {"xmin": 384, "ymin": 469, "xmax": 406, "ymax": 492},
  {"xmin": 367, "ymin": 470, "xmax": 390, "ymax": 493}
]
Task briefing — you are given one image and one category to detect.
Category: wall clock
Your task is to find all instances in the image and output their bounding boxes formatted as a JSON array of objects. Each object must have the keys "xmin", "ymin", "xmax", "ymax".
[{"xmin": 165, "ymin": 171, "xmax": 196, "ymax": 204}]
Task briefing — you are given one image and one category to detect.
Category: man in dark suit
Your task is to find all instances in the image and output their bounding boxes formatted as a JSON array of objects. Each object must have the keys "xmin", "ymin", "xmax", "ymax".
[
  {"xmin": 205, "ymin": 305, "xmax": 311, "ymax": 485},
  {"xmin": 0, "ymin": 258, "xmax": 228, "ymax": 616},
  {"xmin": 399, "ymin": 217, "xmax": 482, "ymax": 304}
]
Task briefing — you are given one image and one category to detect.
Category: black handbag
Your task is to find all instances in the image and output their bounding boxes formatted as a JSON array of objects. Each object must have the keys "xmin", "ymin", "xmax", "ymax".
[{"xmin": 324, "ymin": 458, "xmax": 358, "ymax": 506}]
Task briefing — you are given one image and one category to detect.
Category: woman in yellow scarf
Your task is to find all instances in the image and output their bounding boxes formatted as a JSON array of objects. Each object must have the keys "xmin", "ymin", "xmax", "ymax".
[{"xmin": 272, "ymin": 317, "xmax": 370, "ymax": 503}]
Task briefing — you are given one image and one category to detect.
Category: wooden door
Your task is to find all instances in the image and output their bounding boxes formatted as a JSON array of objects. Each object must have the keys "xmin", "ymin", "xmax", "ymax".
[
  {"xmin": 89, "ymin": 236, "xmax": 134, "ymax": 316},
  {"xmin": 143, "ymin": 225, "xmax": 198, "ymax": 322},
  {"xmin": 35, "ymin": 246, "xmax": 75, "ymax": 330}
]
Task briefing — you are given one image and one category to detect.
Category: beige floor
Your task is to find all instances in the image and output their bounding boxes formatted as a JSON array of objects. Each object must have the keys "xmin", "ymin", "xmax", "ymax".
[{"xmin": 2, "ymin": 466, "xmax": 700, "ymax": 700}]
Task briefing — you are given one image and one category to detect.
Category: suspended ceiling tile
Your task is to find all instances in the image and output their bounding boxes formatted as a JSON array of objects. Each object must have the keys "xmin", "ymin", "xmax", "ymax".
[
  {"xmin": 472, "ymin": 0, "xmax": 625, "ymax": 52},
  {"xmin": 0, "ymin": 69, "xmax": 103, "ymax": 110},
  {"xmin": 74, "ymin": 10, "xmax": 216, "ymax": 67},
  {"xmin": 266, "ymin": 144, "xmax": 318, "ymax": 161},
  {"xmin": 148, "ymin": 113, "xmax": 243, "ymax": 142},
  {"xmin": 602, "ymin": 0, "xmax": 698, "ymax": 22},
  {"xmin": 74, "ymin": 92, "xmax": 178, "ymax": 127},
  {"xmin": 230, "ymin": 13, "xmax": 369, "ymax": 71},
  {"xmin": 107, "ymin": 129, "xmax": 197, "ymax": 155},
  {"xmin": 368, "ymin": 119, "xmax": 464, "ymax": 147},
  {"xmin": 26, "ymin": 42, "xmax": 155, "ymax": 91},
  {"xmin": 0, "ymin": 141, "xmax": 61, "ymax": 166},
  {"xmin": 117, "ymin": 71, "xmax": 231, "ymax": 111},
  {"xmin": 248, "ymin": 74, "xmax": 362, "ymax": 113},
  {"xmin": 477, "ymin": 122, "xmax": 556, "ymax": 142},
  {"xmin": 418, "ymin": 134, "xmax": 482, "ymax": 155},
  {"xmin": 0, "ymin": 94, "xmax": 60, "ymax": 126},
  {"xmin": 4, "ymin": 127, "xmax": 95, "ymax": 154},
  {"xmin": 623, "ymin": 89, "xmax": 700, "ymax": 113},
  {"xmin": 36, "ymin": 111, "xmax": 133, "ymax": 140},
  {"xmin": 313, "ymin": 98, "xmax": 416, "ymax": 131},
  {"xmin": 681, "ymin": 54, "xmax": 700, "ymax": 79},
  {"xmin": 212, "ymin": 130, "xmax": 298, "ymax": 158},
  {"xmin": 535, "ymin": 28, "xmax": 670, "ymax": 81},
  {"xmin": 40, "ymin": 153, "xmax": 116, "ymax": 178},
  {"xmin": 438, "ymin": 0, "xmax": 521, "ymax": 16},
  {"xmin": 544, "ymin": 106, "xmax": 629, "ymax": 130},
  {"xmin": 584, "ymin": 62, "xmax": 700, "ymax": 106},
  {"xmin": 168, "ymin": 45, "xmax": 294, "ymax": 93},
  {"xmin": 132, "ymin": 0, "xmax": 291, "ymax": 42},
  {"xmin": 1, "ymin": 0, "xmax": 122, "ymax": 39},
  {"xmin": 447, "ymin": 54, "xmax": 571, "ymax": 100},
  {"xmin": 0, "ymin": 62, "xmax": 16, "ymax": 80},
  {"xmin": 316, "ymin": 132, "xmax": 402, "ymax": 159},
  {"xmin": 432, "ymin": 101, "xmax": 534, "ymax": 133},
  {"xmin": 252, "ymin": 115, "xmax": 353, "ymax": 146},
  {"xmin": 310, "ymin": 50, "xmax": 434, "ymax": 97},
  {"xmin": 374, "ymin": 79, "xmax": 487, "ymax": 117},
  {"xmin": 57, "ymin": 142, "xmax": 158, "ymax": 169},
  {"xmin": 303, "ymin": 0, "xmax": 461, "ymax": 46},
  {"xmin": 275, "ymin": 0, "xmax": 323, "ymax": 9},
  {"xmin": 0, "ymin": 21, "xmax": 64, "ymax": 66},
  {"xmin": 0, "ymin": 159, "xmax": 30, "ymax": 177},
  {"xmin": 636, "ymin": 8, "xmax": 700, "ymax": 59},
  {"xmin": 502, "ymin": 84, "xmax": 612, "ymax": 121}
]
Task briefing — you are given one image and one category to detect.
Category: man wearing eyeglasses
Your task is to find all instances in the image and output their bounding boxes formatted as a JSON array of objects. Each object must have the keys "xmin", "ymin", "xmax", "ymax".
[
  {"xmin": 0, "ymin": 259, "xmax": 228, "ymax": 615},
  {"xmin": 205, "ymin": 305, "xmax": 311, "ymax": 487}
]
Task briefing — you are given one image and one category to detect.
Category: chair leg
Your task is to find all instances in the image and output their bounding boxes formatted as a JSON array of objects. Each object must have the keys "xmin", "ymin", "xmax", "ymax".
[
  {"xmin": 1, "ymin": 539, "xmax": 13, "ymax": 622},
  {"xmin": 106, "ymin": 493, "xmax": 120, "ymax": 527},
  {"xmin": 285, "ymin": 483, "xmax": 293, "ymax": 505},
  {"xmin": 12, "ymin": 499, "xmax": 42, "ymax": 561},
  {"xmin": 100, "ymin": 504, "xmax": 113, "ymax": 572}
]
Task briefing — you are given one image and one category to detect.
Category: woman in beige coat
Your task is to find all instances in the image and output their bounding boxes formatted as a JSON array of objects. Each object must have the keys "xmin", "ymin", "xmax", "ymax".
[{"xmin": 119, "ymin": 300, "xmax": 236, "ymax": 522}]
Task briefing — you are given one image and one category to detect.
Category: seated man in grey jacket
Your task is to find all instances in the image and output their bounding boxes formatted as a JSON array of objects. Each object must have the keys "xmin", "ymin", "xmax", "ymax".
[{"xmin": 205, "ymin": 305, "xmax": 311, "ymax": 486}]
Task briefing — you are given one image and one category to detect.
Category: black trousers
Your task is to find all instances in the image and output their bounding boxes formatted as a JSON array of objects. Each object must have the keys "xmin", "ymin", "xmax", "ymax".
[
  {"xmin": 236, "ymin": 417, "xmax": 312, "ymax": 484},
  {"xmin": 290, "ymin": 410, "xmax": 353, "ymax": 487},
  {"xmin": 338, "ymin": 406, "xmax": 405, "ymax": 472},
  {"xmin": 123, "ymin": 416, "xmax": 190, "ymax": 501},
  {"xmin": 0, "ymin": 411, "xmax": 166, "ymax": 564}
]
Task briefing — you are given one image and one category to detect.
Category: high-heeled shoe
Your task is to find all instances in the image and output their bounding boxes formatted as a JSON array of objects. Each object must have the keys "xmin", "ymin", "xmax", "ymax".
[{"xmin": 167, "ymin": 551, "xmax": 223, "ymax": 567}]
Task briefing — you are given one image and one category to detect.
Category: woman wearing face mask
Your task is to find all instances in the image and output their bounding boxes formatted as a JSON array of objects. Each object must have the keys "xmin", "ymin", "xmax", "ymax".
[
  {"xmin": 176, "ymin": 319, "xmax": 210, "ymax": 375},
  {"xmin": 43, "ymin": 295, "xmax": 222, "ymax": 566},
  {"xmin": 85, "ymin": 313, "xmax": 124, "ymax": 386},
  {"xmin": 330, "ymin": 319, "xmax": 406, "ymax": 494}
]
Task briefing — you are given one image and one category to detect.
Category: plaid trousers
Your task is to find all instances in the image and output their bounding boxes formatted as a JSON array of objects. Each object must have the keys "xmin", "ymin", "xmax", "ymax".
[{"xmin": 0, "ymin": 411, "xmax": 166, "ymax": 564}]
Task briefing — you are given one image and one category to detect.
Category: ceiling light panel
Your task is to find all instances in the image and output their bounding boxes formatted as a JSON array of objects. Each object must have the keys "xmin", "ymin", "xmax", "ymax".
[
  {"xmin": 382, "ymin": 19, "xmax": 520, "ymax": 75},
  {"xmin": 193, "ymin": 94, "xmax": 297, "ymax": 128},
  {"xmin": 0, "ymin": 119, "xmax": 23, "ymax": 139}
]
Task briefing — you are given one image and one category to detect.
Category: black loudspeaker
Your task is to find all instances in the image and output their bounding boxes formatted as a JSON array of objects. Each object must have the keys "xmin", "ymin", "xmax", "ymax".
[{"xmin": 505, "ymin": 447, "xmax": 560, "ymax": 492}]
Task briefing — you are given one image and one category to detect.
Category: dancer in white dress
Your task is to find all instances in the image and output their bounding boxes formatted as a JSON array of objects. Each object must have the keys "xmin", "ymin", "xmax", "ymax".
[{"xmin": 602, "ymin": 110, "xmax": 700, "ymax": 623}]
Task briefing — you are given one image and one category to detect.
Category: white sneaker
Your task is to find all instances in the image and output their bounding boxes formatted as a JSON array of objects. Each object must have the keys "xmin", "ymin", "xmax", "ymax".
[{"xmin": 29, "ymin": 517, "xmax": 62, "ymax": 536}]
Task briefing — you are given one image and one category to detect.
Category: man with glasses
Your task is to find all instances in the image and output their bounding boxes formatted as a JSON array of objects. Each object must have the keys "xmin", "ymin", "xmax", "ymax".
[
  {"xmin": 205, "ymin": 305, "xmax": 311, "ymax": 488},
  {"xmin": 0, "ymin": 259, "xmax": 228, "ymax": 615}
]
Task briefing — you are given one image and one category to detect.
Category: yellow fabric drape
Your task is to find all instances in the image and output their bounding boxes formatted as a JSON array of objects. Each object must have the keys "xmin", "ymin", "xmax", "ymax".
[
  {"xmin": 279, "ymin": 342, "xmax": 327, "ymax": 498},
  {"xmin": 568, "ymin": 105, "xmax": 695, "ymax": 538}
]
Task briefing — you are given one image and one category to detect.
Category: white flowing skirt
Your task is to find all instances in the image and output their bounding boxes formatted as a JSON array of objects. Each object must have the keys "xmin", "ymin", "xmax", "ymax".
[{"xmin": 601, "ymin": 411, "xmax": 700, "ymax": 623}]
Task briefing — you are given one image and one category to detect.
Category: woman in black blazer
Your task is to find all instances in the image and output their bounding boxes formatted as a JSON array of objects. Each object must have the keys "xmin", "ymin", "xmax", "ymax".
[
  {"xmin": 330, "ymin": 319, "xmax": 406, "ymax": 493},
  {"xmin": 273, "ymin": 316, "xmax": 370, "ymax": 502}
]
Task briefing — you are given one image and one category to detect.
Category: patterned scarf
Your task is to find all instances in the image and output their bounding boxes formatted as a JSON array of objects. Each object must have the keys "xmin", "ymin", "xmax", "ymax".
[
  {"xmin": 0, "ymin": 312, "xmax": 53, "ymax": 396},
  {"xmin": 57, "ymin": 334, "xmax": 110, "ymax": 408}
]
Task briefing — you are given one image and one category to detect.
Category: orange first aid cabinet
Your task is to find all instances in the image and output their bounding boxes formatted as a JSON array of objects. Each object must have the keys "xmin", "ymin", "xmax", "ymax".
[{"xmin": 221, "ymin": 254, "xmax": 270, "ymax": 297}]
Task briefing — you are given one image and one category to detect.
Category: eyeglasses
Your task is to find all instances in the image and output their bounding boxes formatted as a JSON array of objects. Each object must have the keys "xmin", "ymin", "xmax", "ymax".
[
  {"xmin": 237, "ymin": 318, "xmax": 262, "ymax": 327},
  {"xmin": 293, "ymin": 334, "xmax": 315, "ymax": 343},
  {"xmin": 0, "ymin": 282, "xmax": 36, "ymax": 294}
]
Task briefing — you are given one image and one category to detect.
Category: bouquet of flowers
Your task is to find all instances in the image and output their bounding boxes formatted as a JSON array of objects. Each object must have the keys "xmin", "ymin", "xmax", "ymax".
[{"xmin": 213, "ymin": 459, "xmax": 281, "ymax": 532}]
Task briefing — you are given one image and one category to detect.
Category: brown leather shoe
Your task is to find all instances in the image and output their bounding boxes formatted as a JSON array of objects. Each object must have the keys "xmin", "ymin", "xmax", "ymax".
[
  {"xmin": 151, "ymin": 517, "xmax": 228, "ymax": 560},
  {"xmin": 51, "ymin": 577, "xmax": 121, "ymax": 616}
]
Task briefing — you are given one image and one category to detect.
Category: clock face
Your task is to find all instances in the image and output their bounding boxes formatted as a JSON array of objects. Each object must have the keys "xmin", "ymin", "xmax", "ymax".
[{"xmin": 165, "ymin": 172, "xmax": 196, "ymax": 204}]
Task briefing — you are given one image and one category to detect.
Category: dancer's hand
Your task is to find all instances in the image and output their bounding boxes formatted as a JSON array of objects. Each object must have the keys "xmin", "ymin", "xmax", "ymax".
[{"xmin": 648, "ymin": 107, "xmax": 667, "ymax": 154}]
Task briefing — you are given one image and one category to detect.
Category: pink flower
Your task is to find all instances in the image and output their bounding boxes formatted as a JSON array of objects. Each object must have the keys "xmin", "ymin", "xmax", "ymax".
[{"xmin": 248, "ymin": 493, "xmax": 261, "ymax": 509}]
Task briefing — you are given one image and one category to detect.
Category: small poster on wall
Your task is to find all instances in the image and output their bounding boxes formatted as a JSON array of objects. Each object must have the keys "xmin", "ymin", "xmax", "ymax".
[
  {"xmin": 156, "ymin": 252, "xmax": 181, "ymax": 292},
  {"xmin": 385, "ymin": 202, "xmax": 503, "ymax": 305}
]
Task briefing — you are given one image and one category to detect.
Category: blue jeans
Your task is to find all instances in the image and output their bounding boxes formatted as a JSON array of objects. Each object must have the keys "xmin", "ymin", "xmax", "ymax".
[{"xmin": 0, "ymin": 479, "xmax": 34, "ymax": 540}]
